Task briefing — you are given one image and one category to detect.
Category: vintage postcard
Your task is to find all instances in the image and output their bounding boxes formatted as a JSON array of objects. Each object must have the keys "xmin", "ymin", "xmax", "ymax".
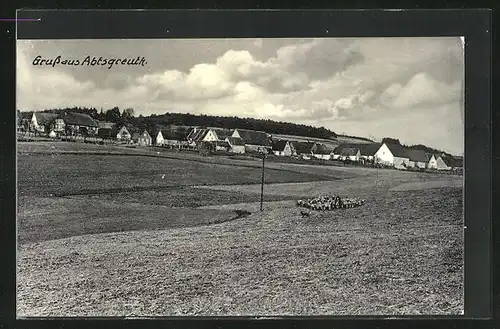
[{"xmin": 16, "ymin": 36, "xmax": 464, "ymax": 316}]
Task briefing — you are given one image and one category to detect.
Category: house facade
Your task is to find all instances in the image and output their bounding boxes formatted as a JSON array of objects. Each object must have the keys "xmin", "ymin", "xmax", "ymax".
[
  {"xmin": 31, "ymin": 113, "xmax": 58, "ymax": 133},
  {"xmin": 225, "ymin": 137, "xmax": 246, "ymax": 154},
  {"xmin": 293, "ymin": 141, "xmax": 316, "ymax": 159},
  {"xmin": 374, "ymin": 143, "xmax": 410, "ymax": 169},
  {"xmin": 311, "ymin": 143, "xmax": 332, "ymax": 160},
  {"xmin": 214, "ymin": 140, "xmax": 230, "ymax": 152},
  {"xmin": 406, "ymin": 149, "xmax": 428, "ymax": 169},
  {"xmin": 32, "ymin": 112, "xmax": 99, "ymax": 136},
  {"xmin": 435, "ymin": 156, "xmax": 452, "ymax": 170},
  {"xmin": 156, "ymin": 129, "xmax": 186, "ymax": 147},
  {"xmin": 332, "ymin": 145, "xmax": 343, "ymax": 160},
  {"xmin": 203, "ymin": 129, "xmax": 219, "ymax": 142},
  {"xmin": 232, "ymin": 129, "xmax": 272, "ymax": 154},
  {"xmin": 116, "ymin": 126, "xmax": 132, "ymax": 141},
  {"xmin": 58, "ymin": 112, "xmax": 99, "ymax": 136},
  {"xmin": 272, "ymin": 140, "xmax": 295, "ymax": 156},
  {"xmin": 187, "ymin": 127, "xmax": 233, "ymax": 149},
  {"xmin": 340, "ymin": 147, "xmax": 361, "ymax": 162},
  {"xmin": 427, "ymin": 154, "xmax": 438, "ymax": 169},
  {"xmin": 359, "ymin": 143, "xmax": 380, "ymax": 163},
  {"xmin": 138, "ymin": 130, "xmax": 153, "ymax": 146}
]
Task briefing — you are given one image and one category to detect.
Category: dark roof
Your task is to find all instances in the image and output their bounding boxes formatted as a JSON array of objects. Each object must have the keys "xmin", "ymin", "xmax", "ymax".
[
  {"xmin": 406, "ymin": 149, "xmax": 428, "ymax": 163},
  {"xmin": 61, "ymin": 112, "xmax": 98, "ymax": 127},
  {"xmin": 186, "ymin": 128, "xmax": 197, "ymax": 139},
  {"xmin": 340, "ymin": 147, "xmax": 360, "ymax": 156},
  {"xmin": 358, "ymin": 143, "xmax": 381, "ymax": 156},
  {"xmin": 140, "ymin": 130, "xmax": 152, "ymax": 139},
  {"xmin": 131, "ymin": 132, "xmax": 140, "ymax": 140},
  {"xmin": 207, "ymin": 128, "xmax": 233, "ymax": 140},
  {"xmin": 272, "ymin": 140, "xmax": 288, "ymax": 151},
  {"xmin": 333, "ymin": 143, "xmax": 379, "ymax": 156},
  {"xmin": 452, "ymin": 157, "xmax": 464, "ymax": 167},
  {"xmin": 189, "ymin": 128, "xmax": 209, "ymax": 142},
  {"xmin": 293, "ymin": 141, "xmax": 315, "ymax": 154},
  {"xmin": 234, "ymin": 129, "xmax": 271, "ymax": 147},
  {"xmin": 312, "ymin": 143, "xmax": 332, "ymax": 155},
  {"xmin": 441, "ymin": 155, "xmax": 463, "ymax": 168},
  {"xmin": 215, "ymin": 140, "xmax": 230, "ymax": 147},
  {"xmin": 117, "ymin": 126, "xmax": 131, "ymax": 135},
  {"xmin": 333, "ymin": 144, "xmax": 345, "ymax": 154},
  {"xmin": 34, "ymin": 112, "xmax": 58, "ymax": 125},
  {"xmin": 21, "ymin": 111, "xmax": 33, "ymax": 120},
  {"xmin": 226, "ymin": 136, "xmax": 245, "ymax": 146},
  {"xmin": 385, "ymin": 143, "xmax": 408, "ymax": 158},
  {"xmin": 97, "ymin": 128, "xmax": 112, "ymax": 138},
  {"xmin": 160, "ymin": 129, "xmax": 188, "ymax": 140}
]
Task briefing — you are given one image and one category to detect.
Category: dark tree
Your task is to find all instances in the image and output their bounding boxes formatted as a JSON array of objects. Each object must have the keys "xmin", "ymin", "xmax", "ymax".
[
  {"xmin": 105, "ymin": 107, "xmax": 121, "ymax": 123},
  {"xmin": 123, "ymin": 108, "xmax": 134, "ymax": 119},
  {"xmin": 381, "ymin": 137, "xmax": 401, "ymax": 145}
]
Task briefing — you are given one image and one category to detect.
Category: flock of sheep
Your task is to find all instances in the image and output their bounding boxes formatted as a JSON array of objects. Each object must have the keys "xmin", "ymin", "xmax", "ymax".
[{"xmin": 297, "ymin": 195, "xmax": 365, "ymax": 212}]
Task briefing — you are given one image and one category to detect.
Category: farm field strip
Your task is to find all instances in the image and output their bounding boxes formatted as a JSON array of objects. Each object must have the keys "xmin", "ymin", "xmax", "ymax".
[
  {"xmin": 18, "ymin": 153, "xmax": 338, "ymax": 198},
  {"xmin": 17, "ymin": 192, "xmax": 463, "ymax": 316},
  {"xmin": 16, "ymin": 143, "xmax": 464, "ymax": 316}
]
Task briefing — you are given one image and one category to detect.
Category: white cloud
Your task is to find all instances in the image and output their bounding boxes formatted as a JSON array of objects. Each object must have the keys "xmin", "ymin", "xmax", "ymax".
[
  {"xmin": 381, "ymin": 72, "xmax": 461, "ymax": 108},
  {"xmin": 16, "ymin": 37, "xmax": 464, "ymax": 154}
]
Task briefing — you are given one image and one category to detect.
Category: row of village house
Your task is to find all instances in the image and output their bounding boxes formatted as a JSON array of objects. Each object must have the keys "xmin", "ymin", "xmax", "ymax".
[{"xmin": 22, "ymin": 111, "xmax": 463, "ymax": 171}]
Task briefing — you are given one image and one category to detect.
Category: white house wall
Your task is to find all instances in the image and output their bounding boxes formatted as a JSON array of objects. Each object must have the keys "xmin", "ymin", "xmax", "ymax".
[
  {"xmin": 436, "ymin": 157, "xmax": 451, "ymax": 170},
  {"xmin": 393, "ymin": 157, "xmax": 410, "ymax": 167},
  {"xmin": 230, "ymin": 145, "xmax": 245, "ymax": 154},
  {"xmin": 313, "ymin": 154, "xmax": 331, "ymax": 160},
  {"xmin": 31, "ymin": 114, "xmax": 39, "ymax": 128},
  {"xmin": 428, "ymin": 156, "xmax": 438, "ymax": 169},
  {"xmin": 283, "ymin": 143, "xmax": 292, "ymax": 156},
  {"xmin": 374, "ymin": 144, "xmax": 394, "ymax": 165},
  {"xmin": 156, "ymin": 132, "xmax": 164, "ymax": 146},
  {"xmin": 203, "ymin": 130, "xmax": 219, "ymax": 142},
  {"xmin": 416, "ymin": 161, "xmax": 426, "ymax": 169}
]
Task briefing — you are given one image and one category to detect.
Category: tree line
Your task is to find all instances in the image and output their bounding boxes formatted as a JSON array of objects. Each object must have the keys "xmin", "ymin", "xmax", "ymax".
[
  {"xmin": 21, "ymin": 107, "xmax": 449, "ymax": 155},
  {"xmin": 381, "ymin": 137, "xmax": 450, "ymax": 157},
  {"xmin": 31, "ymin": 107, "xmax": 339, "ymax": 140}
]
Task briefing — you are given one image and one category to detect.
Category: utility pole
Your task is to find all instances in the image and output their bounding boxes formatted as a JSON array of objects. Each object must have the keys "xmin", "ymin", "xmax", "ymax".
[{"xmin": 260, "ymin": 151, "xmax": 266, "ymax": 212}]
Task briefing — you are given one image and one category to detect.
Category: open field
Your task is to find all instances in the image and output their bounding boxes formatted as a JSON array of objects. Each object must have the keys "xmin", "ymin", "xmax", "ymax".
[{"xmin": 17, "ymin": 142, "xmax": 464, "ymax": 316}]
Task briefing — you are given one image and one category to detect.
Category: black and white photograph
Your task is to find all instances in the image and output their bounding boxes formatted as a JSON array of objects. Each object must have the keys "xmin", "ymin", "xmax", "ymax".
[{"xmin": 16, "ymin": 36, "xmax": 465, "ymax": 316}]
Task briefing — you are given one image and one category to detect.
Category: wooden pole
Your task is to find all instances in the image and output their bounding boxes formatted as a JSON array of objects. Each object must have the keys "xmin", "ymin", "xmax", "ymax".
[{"xmin": 260, "ymin": 152, "xmax": 265, "ymax": 212}]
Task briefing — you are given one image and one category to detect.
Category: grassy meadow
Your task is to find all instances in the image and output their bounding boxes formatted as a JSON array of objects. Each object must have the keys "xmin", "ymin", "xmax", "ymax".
[{"xmin": 16, "ymin": 142, "xmax": 464, "ymax": 316}]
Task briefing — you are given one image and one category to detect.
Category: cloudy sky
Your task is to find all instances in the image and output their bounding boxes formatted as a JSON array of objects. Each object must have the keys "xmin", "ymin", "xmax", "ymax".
[{"xmin": 17, "ymin": 37, "xmax": 464, "ymax": 155}]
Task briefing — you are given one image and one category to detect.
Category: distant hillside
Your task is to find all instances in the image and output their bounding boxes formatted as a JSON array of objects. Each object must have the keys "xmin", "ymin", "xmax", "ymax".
[
  {"xmin": 337, "ymin": 136, "xmax": 374, "ymax": 145},
  {"xmin": 405, "ymin": 144, "xmax": 452, "ymax": 158},
  {"xmin": 26, "ymin": 107, "xmax": 338, "ymax": 140},
  {"xmin": 272, "ymin": 134, "xmax": 340, "ymax": 149},
  {"xmin": 147, "ymin": 113, "xmax": 338, "ymax": 140},
  {"xmin": 337, "ymin": 134, "xmax": 374, "ymax": 143},
  {"xmin": 22, "ymin": 107, "xmax": 453, "ymax": 156}
]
